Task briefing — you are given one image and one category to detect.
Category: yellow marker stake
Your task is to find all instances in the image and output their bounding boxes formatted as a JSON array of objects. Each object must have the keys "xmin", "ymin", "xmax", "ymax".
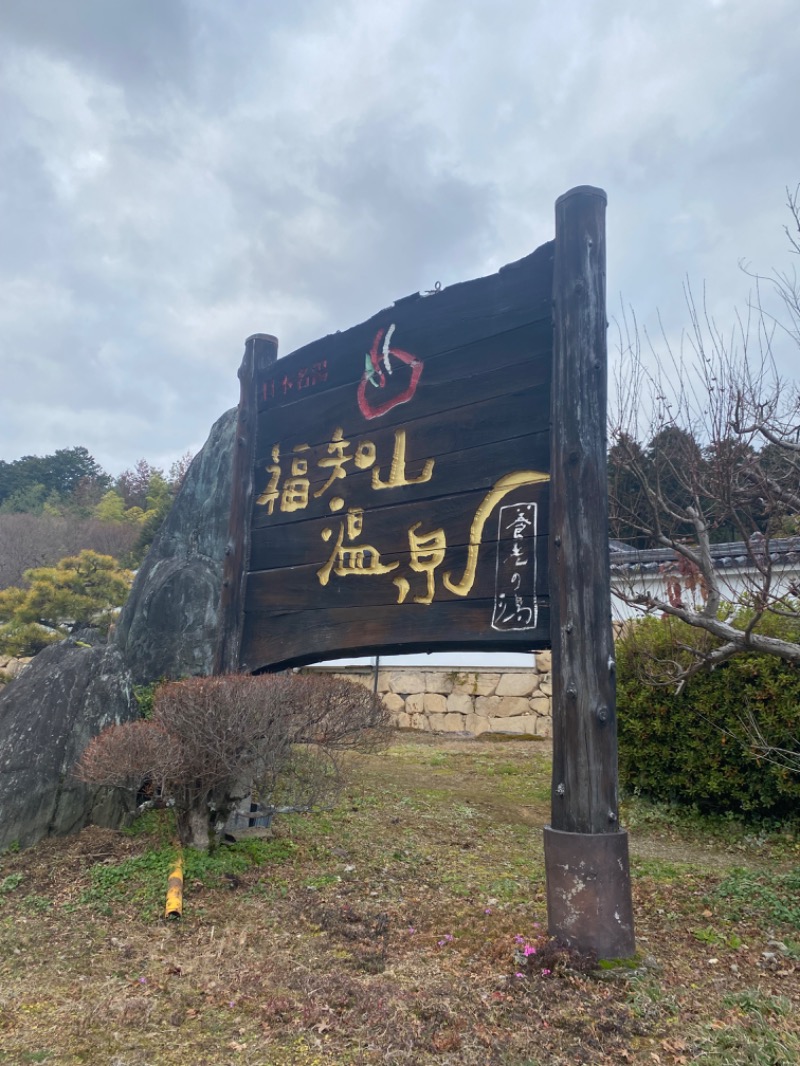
[{"xmin": 165, "ymin": 852, "xmax": 184, "ymax": 919}]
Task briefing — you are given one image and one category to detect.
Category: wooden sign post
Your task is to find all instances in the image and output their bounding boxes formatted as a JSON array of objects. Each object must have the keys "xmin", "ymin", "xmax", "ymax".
[
  {"xmin": 215, "ymin": 333, "xmax": 278, "ymax": 676},
  {"xmin": 545, "ymin": 187, "xmax": 635, "ymax": 958},
  {"xmin": 217, "ymin": 186, "xmax": 635, "ymax": 959}
]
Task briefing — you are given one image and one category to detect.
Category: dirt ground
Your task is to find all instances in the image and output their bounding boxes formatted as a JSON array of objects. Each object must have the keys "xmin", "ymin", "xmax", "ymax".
[{"xmin": 1, "ymin": 732, "xmax": 798, "ymax": 1064}]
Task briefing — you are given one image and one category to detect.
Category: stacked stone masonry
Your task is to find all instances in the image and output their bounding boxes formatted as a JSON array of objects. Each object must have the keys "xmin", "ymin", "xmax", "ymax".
[{"xmin": 320, "ymin": 654, "xmax": 553, "ymax": 736}]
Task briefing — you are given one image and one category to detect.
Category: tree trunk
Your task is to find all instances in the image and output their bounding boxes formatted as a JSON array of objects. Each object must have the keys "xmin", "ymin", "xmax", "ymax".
[{"xmin": 177, "ymin": 805, "xmax": 213, "ymax": 851}]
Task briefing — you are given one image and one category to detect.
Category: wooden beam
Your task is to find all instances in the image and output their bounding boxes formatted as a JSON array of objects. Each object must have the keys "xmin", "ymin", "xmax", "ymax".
[
  {"xmin": 214, "ymin": 334, "xmax": 278, "ymax": 675},
  {"xmin": 545, "ymin": 186, "xmax": 635, "ymax": 958}
]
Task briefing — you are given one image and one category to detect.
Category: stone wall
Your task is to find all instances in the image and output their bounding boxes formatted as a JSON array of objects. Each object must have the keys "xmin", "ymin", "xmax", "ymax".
[{"xmin": 316, "ymin": 654, "xmax": 553, "ymax": 736}]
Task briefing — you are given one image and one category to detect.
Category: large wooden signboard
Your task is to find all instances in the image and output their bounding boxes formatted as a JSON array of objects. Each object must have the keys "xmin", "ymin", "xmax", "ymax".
[
  {"xmin": 221, "ymin": 241, "xmax": 555, "ymax": 673},
  {"xmin": 217, "ymin": 187, "xmax": 635, "ymax": 960}
]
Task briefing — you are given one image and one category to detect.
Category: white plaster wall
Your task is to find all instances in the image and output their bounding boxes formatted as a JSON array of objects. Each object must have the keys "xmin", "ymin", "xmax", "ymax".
[{"xmin": 611, "ymin": 563, "xmax": 800, "ymax": 621}]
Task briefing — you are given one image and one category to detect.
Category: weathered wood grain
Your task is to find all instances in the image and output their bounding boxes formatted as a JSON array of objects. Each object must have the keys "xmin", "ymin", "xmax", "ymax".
[
  {"xmin": 245, "ymin": 532, "xmax": 550, "ymax": 610},
  {"xmin": 241, "ymin": 597, "xmax": 552, "ymax": 673},
  {"xmin": 236, "ymin": 241, "xmax": 554, "ymax": 671},
  {"xmin": 549, "ymin": 187, "xmax": 619, "ymax": 834},
  {"xmin": 251, "ymin": 428, "xmax": 550, "ymax": 536},
  {"xmin": 250, "ymin": 480, "xmax": 550, "ymax": 572},
  {"xmin": 545, "ymin": 185, "xmax": 635, "ymax": 960},
  {"xmin": 256, "ymin": 242, "xmax": 554, "ymax": 417},
  {"xmin": 255, "ymin": 319, "xmax": 552, "ymax": 455},
  {"xmin": 214, "ymin": 334, "xmax": 278, "ymax": 674}
]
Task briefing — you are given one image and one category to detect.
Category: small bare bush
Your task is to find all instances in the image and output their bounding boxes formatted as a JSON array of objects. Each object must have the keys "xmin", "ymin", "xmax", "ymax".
[{"xmin": 75, "ymin": 673, "xmax": 389, "ymax": 850}]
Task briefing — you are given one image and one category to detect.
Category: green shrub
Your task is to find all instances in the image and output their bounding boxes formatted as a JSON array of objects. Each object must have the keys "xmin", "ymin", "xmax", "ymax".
[
  {"xmin": 132, "ymin": 678, "xmax": 165, "ymax": 720},
  {"xmin": 616, "ymin": 616, "xmax": 800, "ymax": 817}
]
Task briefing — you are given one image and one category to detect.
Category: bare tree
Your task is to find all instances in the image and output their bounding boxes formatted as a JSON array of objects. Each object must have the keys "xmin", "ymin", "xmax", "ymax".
[
  {"xmin": 0, "ymin": 513, "xmax": 139, "ymax": 590},
  {"xmin": 610, "ymin": 185, "xmax": 800, "ymax": 685},
  {"xmin": 75, "ymin": 673, "xmax": 390, "ymax": 850}
]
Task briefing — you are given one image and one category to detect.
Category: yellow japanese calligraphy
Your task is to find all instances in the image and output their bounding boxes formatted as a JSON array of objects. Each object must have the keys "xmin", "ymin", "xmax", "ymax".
[
  {"xmin": 317, "ymin": 508, "xmax": 399, "ymax": 586},
  {"xmin": 372, "ymin": 429, "xmax": 434, "ymax": 490},
  {"xmin": 315, "ymin": 427, "xmax": 351, "ymax": 497},
  {"xmin": 397, "ymin": 522, "xmax": 447, "ymax": 604},
  {"xmin": 354, "ymin": 440, "xmax": 376, "ymax": 469},
  {"xmin": 281, "ymin": 444, "xmax": 311, "ymax": 512},
  {"xmin": 443, "ymin": 470, "xmax": 550, "ymax": 596},
  {"xmin": 255, "ymin": 445, "xmax": 282, "ymax": 514}
]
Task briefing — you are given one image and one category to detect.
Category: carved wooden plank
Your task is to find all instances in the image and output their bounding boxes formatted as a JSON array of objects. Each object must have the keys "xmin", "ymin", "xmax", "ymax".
[
  {"xmin": 244, "ymin": 467, "xmax": 550, "ymax": 666},
  {"xmin": 214, "ymin": 334, "xmax": 277, "ymax": 674},
  {"xmin": 251, "ymin": 427, "xmax": 550, "ymax": 536},
  {"xmin": 245, "ymin": 530, "xmax": 550, "ymax": 611},
  {"xmin": 256, "ymin": 319, "xmax": 552, "ymax": 454},
  {"xmin": 240, "ymin": 597, "xmax": 552, "ymax": 673},
  {"xmin": 235, "ymin": 241, "xmax": 554, "ymax": 672},
  {"xmin": 257, "ymin": 243, "xmax": 554, "ymax": 417},
  {"xmin": 250, "ymin": 480, "xmax": 550, "ymax": 572}
]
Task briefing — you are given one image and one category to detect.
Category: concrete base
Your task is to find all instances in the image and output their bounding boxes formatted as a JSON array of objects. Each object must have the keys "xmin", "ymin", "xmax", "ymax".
[{"xmin": 543, "ymin": 825, "xmax": 635, "ymax": 960}]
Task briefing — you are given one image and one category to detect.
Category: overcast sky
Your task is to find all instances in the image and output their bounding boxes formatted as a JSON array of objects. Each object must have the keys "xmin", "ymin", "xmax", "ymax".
[{"xmin": 1, "ymin": 0, "xmax": 799, "ymax": 477}]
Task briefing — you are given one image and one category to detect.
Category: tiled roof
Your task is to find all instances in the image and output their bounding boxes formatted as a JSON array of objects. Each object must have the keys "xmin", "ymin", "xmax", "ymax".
[{"xmin": 608, "ymin": 535, "xmax": 800, "ymax": 574}]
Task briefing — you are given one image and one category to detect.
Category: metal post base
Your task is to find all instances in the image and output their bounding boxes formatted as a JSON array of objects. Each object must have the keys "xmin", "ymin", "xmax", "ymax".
[{"xmin": 543, "ymin": 826, "xmax": 635, "ymax": 960}]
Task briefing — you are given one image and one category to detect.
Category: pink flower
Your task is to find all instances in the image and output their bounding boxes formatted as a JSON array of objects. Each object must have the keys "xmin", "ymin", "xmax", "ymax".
[
  {"xmin": 484, "ymin": 908, "xmax": 492, "ymax": 915},
  {"xmin": 515, "ymin": 972, "xmax": 525, "ymax": 979},
  {"xmin": 541, "ymin": 968, "xmax": 551, "ymax": 976},
  {"xmin": 523, "ymin": 945, "xmax": 536, "ymax": 956},
  {"xmin": 514, "ymin": 935, "xmax": 525, "ymax": 945}
]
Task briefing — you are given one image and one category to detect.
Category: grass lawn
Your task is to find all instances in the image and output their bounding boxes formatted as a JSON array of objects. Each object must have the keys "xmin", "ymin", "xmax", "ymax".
[{"xmin": 1, "ymin": 732, "xmax": 798, "ymax": 1064}]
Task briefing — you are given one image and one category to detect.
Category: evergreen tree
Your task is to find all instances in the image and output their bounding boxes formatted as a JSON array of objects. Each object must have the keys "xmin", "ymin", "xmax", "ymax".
[
  {"xmin": 0, "ymin": 550, "xmax": 133, "ymax": 657},
  {"xmin": 0, "ymin": 447, "xmax": 109, "ymax": 511}
]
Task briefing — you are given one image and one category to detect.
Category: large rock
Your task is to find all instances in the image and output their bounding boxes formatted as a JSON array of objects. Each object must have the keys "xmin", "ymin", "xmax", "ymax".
[
  {"xmin": 0, "ymin": 637, "xmax": 134, "ymax": 851},
  {"xmin": 115, "ymin": 408, "xmax": 236, "ymax": 683},
  {"xmin": 0, "ymin": 408, "xmax": 237, "ymax": 851}
]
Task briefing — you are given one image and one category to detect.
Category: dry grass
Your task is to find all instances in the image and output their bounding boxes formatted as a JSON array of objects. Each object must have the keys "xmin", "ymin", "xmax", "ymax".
[{"xmin": 1, "ymin": 732, "xmax": 798, "ymax": 1065}]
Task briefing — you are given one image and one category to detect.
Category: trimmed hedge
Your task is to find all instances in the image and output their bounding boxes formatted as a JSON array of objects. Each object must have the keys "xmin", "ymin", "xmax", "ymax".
[{"xmin": 616, "ymin": 616, "xmax": 800, "ymax": 818}]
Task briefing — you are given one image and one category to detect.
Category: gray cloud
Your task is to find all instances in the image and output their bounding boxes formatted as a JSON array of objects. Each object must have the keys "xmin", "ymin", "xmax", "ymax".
[
  {"xmin": 0, "ymin": 0, "xmax": 194, "ymax": 98},
  {"xmin": 0, "ymin": 0, "xmax": 798, "ymax": 473}
]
